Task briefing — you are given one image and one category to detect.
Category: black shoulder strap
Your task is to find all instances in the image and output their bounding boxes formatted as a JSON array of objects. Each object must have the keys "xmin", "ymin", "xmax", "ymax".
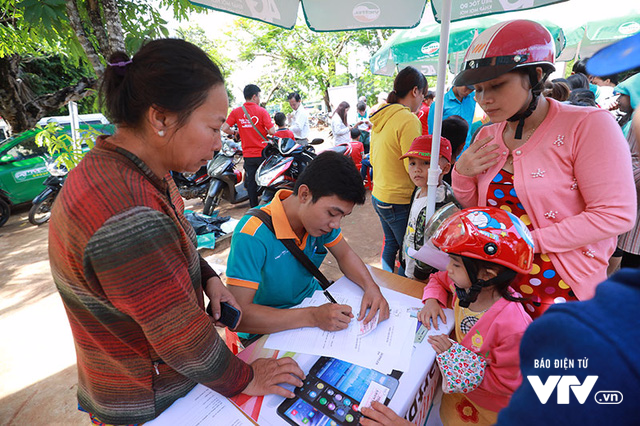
[{"xmin": 247, "ymin": 208, "xmax": 332, "ymax": 290}]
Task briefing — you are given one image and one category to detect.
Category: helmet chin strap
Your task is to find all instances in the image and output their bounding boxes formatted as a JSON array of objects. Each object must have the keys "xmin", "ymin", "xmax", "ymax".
[
  {"xmin": 456, "ymin": 257, "xmax": 484, "ymax": 308},
  {"xmin": 506, "ymin": 68, "xmax": 546, "ymax": 139},
  {"xmin": 456, "ymin": 257, "xmax": 518, "ymax": 308}
]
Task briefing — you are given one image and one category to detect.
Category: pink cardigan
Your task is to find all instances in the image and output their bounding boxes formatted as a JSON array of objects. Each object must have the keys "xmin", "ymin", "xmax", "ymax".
[
  {"xmin": 453, "ymin": 99, "xmax": 636, "ymax": 300},
  {"xmin": 423, "ymin": 271, "xmax": 532, "ymax": 412}
]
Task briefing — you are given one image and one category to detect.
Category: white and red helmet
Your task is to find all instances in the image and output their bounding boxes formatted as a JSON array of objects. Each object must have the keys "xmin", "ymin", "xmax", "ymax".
[{"xmin": 453, "ymin": 20, "xmax": 556, "ymax": 87}]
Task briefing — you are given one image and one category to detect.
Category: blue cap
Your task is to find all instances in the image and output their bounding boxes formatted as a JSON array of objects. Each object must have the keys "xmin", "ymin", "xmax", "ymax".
[{"xmin": 586, "ymin": 32, "xmax": 640, "ymax": 76}]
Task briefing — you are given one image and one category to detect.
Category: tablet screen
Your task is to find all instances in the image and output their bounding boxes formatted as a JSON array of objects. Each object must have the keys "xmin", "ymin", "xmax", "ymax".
[
  {"xmin": 280, "ymin": 398, "xmax": 334, "ymax": 426},
  {"xmin": 315, "ymin": 358, "xmax": 398, "ymax": 401}
]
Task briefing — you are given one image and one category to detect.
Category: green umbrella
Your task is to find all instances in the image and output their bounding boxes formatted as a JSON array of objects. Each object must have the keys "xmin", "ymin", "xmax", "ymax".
[
  {"xmin": 557, "ymin": 6, "xmax": 640, "ymax": 61},
  {"xmin": 370, "ymin": 16, "xmax": 565, "ymax": 76},
  {"xmin": 370, "ymin": 16, "xmax": 500, "ymax": 76}
]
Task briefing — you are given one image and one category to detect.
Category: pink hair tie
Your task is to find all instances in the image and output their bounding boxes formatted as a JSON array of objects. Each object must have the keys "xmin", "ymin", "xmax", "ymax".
[{"xmin": 107, "ymin": 59, "xmax": 132, "ymax": 68}]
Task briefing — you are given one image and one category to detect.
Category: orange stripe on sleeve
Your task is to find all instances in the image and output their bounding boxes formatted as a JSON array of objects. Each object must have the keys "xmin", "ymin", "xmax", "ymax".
[
  {"xmin": 239, "ymin": 216, "xmax": 262, "ymax": 236},
  {"xmin": 227, "ymin": 277, "xmax": 260, "ymax": 290},
  {"xmin": 325, "ymin": 232, "xmax": 343, "ymax": 248}
]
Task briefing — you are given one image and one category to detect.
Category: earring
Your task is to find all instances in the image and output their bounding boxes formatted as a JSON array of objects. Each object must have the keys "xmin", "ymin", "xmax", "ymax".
[{"xmin": 158, "ymin": 130, "xmax": 165, "ymax": 137}]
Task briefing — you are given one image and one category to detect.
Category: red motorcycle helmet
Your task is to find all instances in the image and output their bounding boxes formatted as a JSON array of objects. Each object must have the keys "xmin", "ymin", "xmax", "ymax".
[
  {"xmin": 432, "ymin": 207, "xmax": 534, "ymax": 275},
  {"xmin": 453, "ymin": 19, "xmax": 556, "ymax": 87}
]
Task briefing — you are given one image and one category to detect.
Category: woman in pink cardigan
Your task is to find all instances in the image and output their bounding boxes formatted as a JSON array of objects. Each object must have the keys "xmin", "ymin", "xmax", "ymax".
[{"xmin": 451, "ymin": 20, "xmax": 636, "ymax": 318}]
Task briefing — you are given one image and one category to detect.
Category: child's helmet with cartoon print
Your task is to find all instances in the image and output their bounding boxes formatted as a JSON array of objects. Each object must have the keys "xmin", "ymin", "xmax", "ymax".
[
  {"xmin": 453, "ymin": 20, "xmax": 556, "ymax": 87},
  {"xmin": 432, "ymin": 206, "xmax": 534, "ymax": 275}
]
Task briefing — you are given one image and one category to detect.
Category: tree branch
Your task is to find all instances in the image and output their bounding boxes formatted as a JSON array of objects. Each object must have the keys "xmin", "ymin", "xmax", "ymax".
[
  {"xmin": 263, "ymin": 68, "xmax": 290, "ymax": 105},
  {"xmin": 0, "ymin": 55, "xmax": 97, "ymax": 133}
]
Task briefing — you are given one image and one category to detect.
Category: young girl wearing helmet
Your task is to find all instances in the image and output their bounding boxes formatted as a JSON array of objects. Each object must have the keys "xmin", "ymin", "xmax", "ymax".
[
  {"xmin": 418, "ymin": 206, "xmax": 534, "ymax": 425},
  {"xmin": 452, "ymin": 20, "xmax": 636, "ymax": 318}
]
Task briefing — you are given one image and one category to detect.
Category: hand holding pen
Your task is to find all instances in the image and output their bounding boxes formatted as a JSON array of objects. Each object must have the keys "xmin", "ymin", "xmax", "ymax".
[{"xmin": 312, "ymin": 303, "xmax": 354, "ymax": 332}]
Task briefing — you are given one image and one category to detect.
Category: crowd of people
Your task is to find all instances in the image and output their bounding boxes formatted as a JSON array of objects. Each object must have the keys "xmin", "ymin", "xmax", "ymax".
[{"xmin": 47, "ymin": 18, "xmax": 640, "ymax": 426}]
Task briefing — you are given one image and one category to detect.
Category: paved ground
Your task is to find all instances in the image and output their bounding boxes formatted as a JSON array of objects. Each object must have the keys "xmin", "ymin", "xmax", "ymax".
[{"xmin": 0, "ymin": 145, "xmax": 385, "ymax": 425}]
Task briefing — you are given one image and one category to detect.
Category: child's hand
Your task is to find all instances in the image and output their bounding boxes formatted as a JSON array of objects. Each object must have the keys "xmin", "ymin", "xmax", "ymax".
[
  {"xmin": 428, "ymin": 334, "xmax": 452, "ymax": 354},
  {"xmin": 417, "ymin": 299, "xmax": 446, "ymax": 330}
]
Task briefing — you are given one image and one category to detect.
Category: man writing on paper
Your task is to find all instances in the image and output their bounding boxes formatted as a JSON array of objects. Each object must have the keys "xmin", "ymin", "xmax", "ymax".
[
  {"xmin": 226, "ymin": 151, "xmax": 390, "ymax": 339},
  {"xmin": 222, "ymin": 84, "xmax": 276, "ymax": 207}
]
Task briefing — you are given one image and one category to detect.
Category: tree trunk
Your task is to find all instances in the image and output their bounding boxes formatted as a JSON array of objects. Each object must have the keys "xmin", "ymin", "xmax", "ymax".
[
  {"xmin": 65, "ymin": 0, "xmax": 104, "ymax": 75},
  {"xmin": 102, "ymin": 0, "xmax": 125, "ymax": 55},
  {"xmin": 0, "ymin": 55, "xmax": 97, "ymax": 134},
  {"xmin": 86, "ymin": 0, "xmax": 110, "ymax": 57}
]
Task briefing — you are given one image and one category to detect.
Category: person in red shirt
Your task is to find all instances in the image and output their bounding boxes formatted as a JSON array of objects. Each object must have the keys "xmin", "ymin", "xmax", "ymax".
[
  {"xmin": 341, "ymin": 128, "xmax": 365, "ymax": 171},
  {"xmin": 273, "ymin": 111, "xmax": 295, "ymax": 140},
  {"xmin": 222, "ymin": 84, "xmax": 276, "ymax": 207},
  {"xmin": 416, "ymin": 90, "xmax": 435, "ymax": 135}
]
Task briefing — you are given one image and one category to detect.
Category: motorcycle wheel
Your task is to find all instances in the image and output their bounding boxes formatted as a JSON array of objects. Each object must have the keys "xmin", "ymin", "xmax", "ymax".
[
  {"xmin": 28, "ymin": 192, "xmax": 56, "ymax": 225},
  {"xmin": 0, "ymin": 198, "xmax": 10, "ymax": 227},
  {"xmin": 203, "ymin": 182, "xmax": 223, "ymax": 216}
]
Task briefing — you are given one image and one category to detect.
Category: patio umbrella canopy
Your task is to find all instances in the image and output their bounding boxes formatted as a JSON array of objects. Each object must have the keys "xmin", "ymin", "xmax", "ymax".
[
  {"xmin": 430, "ymin": 0, "xmax": 566, "ymax": 22},
  {"xmin": 186, "ymin": 0, "xmax": 575, "ymax": 236},
  {"xmin": 370, "ymin": 16, "xmax": 566, "ymax": 76},
  {"xmin": 370, "ymin": 16, "xmax": 500, "ymax": 76},
  {"xmin": 557, "ymin": 6, "xmax": 640, "ymax": 61},
  {"xmin": 189, "ymin": 0, "xmax": 430, "ymax": 31}
]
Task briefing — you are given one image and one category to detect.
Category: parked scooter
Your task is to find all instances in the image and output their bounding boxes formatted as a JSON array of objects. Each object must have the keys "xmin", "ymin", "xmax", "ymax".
[
  {"xmin": 255, "ymin": 137, "xmax": 321, "ymax": 204},
  {"xmin": 171, "ymin": 164, "xmax": 212, "ymax": 203},
  {"xmin": 29, "ymin": 160, "xmax": 67, "ymax": 225},
  {"xmin": 202, "ymin": 138, "xmax": 248, "ymax": 216}
]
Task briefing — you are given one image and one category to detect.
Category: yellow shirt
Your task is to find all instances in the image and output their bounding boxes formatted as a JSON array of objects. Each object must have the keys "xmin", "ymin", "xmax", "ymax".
[{"xmin": 370, "ymin": 103, "xmax": 422, "ymax": 204}]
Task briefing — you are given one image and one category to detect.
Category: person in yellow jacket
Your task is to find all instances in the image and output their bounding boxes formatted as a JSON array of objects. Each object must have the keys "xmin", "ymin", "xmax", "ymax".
[{"xmin": 370, "ymin": 66, "xmax": 426, "ymax": 273}]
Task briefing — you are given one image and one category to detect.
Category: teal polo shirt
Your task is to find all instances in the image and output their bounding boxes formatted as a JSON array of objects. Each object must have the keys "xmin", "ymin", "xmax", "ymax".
[{"xmin": 226, "ymin": 190, "xmax": 343, "ymax": 310}]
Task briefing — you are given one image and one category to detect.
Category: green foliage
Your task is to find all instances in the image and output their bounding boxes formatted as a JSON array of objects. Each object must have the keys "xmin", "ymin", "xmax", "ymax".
[
  {"xmin": 20, "ymin": 54, "xmax": 98, "ymax": 115},
  {"xmin": 34, "ymin": 122, "xmax": 100, "ymax": 170},
  {"xmin": 0, "ymin": 0, "xmax": 74, "ymax": 58},
  {"xmin": 0, "ymin": 0, "xmax": 211, "ymax": 132},
  {"xmin": 176, "ymin": 24, "xmax": 235, "ymax": 104},
  {"xmin": 353, "ymin": 67, "xmax": 394, "ymax": 106},
  {"xmin": 229, "ymin": 19, "xmax": 392, "ymax": 110}
]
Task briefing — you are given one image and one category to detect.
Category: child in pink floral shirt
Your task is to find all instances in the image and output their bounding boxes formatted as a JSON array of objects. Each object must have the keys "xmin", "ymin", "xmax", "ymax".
[{"xmin": 419, "ymin": 207, "xmax": 533, "ymax": 425}]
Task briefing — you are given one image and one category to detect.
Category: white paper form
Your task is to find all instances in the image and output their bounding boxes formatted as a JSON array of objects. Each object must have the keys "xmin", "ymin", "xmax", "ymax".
[
  {"xmin": 146, "ymin": 384, "xmax": 254, "ymax": 426},
  {"xmin": 264, "ymin": 278, "xmax": 418, "ymax": 374}
]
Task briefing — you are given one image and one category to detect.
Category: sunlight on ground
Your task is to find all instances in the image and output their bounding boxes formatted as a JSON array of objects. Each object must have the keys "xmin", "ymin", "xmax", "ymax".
[{"xmin": 0, "ymin": 293, "xmax": 76, "ymax": 397}]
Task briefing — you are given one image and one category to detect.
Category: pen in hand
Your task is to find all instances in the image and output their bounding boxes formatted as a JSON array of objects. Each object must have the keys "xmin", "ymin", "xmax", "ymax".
[{"xmin": 323, "ymin": 289, "xmax": 338, "ymax": 304}]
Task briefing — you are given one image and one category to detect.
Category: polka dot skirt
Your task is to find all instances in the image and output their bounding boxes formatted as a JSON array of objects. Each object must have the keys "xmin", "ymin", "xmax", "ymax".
[{"xmin": 487, "ymin": 170, "xmax": 577, "ymax": 319}]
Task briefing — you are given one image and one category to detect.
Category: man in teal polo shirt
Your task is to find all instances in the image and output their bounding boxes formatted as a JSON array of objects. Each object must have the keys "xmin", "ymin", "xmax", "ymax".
[
  {"xmin": 427, "ymin": 85, "xmax": 476, "ymax": 146},
  {"xmin": 226, "ymin": 151, "xmax": 389, "ymax": 336}
]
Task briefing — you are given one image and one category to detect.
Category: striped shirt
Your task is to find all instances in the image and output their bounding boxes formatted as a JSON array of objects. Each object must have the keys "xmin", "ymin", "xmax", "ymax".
[
  {"xmin": 618, "ymin": 130, "xmax": 640, "ymax": 254},
  {"xmin": 49, "ymin": 136, "xmax": 252, "ymax": 424}
]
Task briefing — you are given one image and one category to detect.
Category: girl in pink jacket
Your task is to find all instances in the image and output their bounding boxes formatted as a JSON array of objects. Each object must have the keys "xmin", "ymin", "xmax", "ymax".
[
  {"xmin": 451, "ymin": 20, "xmax": 635, "ymax": 318},
  {"xmin": 418, "ymin": 207, "xmax": 533, "ymax": 426}
]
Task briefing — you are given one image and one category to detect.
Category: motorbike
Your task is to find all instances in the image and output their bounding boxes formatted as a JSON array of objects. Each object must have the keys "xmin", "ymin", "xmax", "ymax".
[
  {"xmin": 202, "ymin": 138, "xmax": 248, "ymax": 216},
  {"xmin": 171, "ymin": 164, "xmax": 212, "ymax": 203},
  {"xmin": 0, "ymin": 187, "xmax": 10, "ymax": 227},
  {"xmin": 255, "ymin": 137, "xmax": 321, "ymax": 204},
  {"xmin": 29, "ymin": 160, "xmax": 67, "ymax": 225},
  {"xmin": 309, "ymin": 111, "xmax": 330, "ymax": 129}
]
